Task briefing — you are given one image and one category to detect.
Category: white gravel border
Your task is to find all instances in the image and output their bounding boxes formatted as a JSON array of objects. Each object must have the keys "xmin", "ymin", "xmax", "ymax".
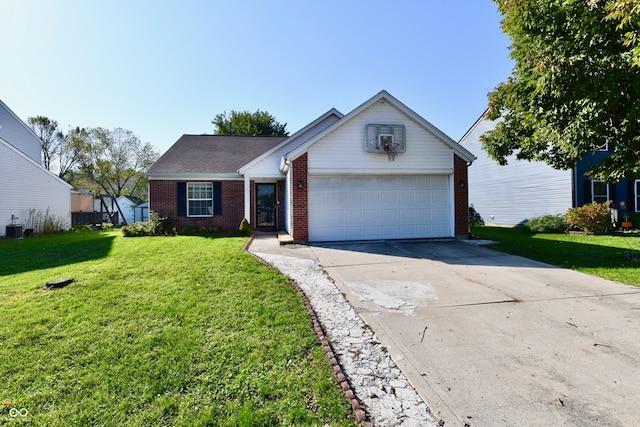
[{"xmin": 251, "ymin": 250, "xmax": 438, "ymax": 427}]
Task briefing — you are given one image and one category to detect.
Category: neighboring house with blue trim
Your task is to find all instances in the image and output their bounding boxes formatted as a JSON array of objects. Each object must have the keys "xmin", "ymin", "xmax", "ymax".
[
  {"xmin": 574, "ymin": 143, "xmax": 638, "ymax": 214},
  {"xmin": 459, "ymin": 111, "xmax": 639, "ymax": 226}
]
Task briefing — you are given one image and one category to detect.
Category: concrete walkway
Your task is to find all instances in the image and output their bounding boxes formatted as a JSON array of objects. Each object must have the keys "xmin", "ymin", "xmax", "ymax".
[{"xmin": 249, "ymin": 234, "xmax": 640, "ymax": 426}]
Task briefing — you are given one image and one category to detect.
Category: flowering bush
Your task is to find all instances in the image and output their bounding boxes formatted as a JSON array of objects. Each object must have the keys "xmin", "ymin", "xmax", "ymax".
[{"xmin": 565, "ymin": 201, "xmax": 613, "ymax": 234}]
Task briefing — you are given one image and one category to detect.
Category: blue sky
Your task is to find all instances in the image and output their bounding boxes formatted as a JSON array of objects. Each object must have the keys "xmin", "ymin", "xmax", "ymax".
[{"xmin": 1, "ymin": 1, "xmax": 512, "ymax": 154}]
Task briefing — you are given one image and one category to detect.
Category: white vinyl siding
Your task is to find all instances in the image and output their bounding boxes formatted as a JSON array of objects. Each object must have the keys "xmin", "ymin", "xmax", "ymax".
[
  {"xmin": 459, "ymin": 115, "xmax": 572, "ymax": 226},
  {"xmin": 308, "ymin": 175, "xmax": 450, "ymax": 242},
  {"xmin": 307, "ymin": 102, "xmax": 453, "ymax": 175},
  {"xmin": 242, "ymin": 113, "xmax": 341, "ymax": 178},
  {"xmin": 0, "ymin": 101, "xmax": 42, "ymax": 163},
  {"xmin": 0, "ymin": 138, "xmax": 71, "ymax": 236}
]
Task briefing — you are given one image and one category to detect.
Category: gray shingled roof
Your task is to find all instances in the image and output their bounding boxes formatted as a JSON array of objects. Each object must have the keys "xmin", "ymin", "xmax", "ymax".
[{"xmin": 147, "ymin": 135, "xmax": 287, "ymax": 174}]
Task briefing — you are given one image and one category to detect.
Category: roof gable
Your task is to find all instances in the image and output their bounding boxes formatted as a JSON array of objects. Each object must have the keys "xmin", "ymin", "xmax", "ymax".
[
  {"xmin": 284, "ymin": 90, "xmax": 476, "ymax": 164},
  {"xmin": 0, "ymin": 136, "xmax": 72, "ymax": 189},
  {"xmin": 238, "ymin": 109, "xmax": 343, "ymax": 175},
  {"xmin": 146, "ymin": 135, "xmax": 286, "ymax": 177},
  {"xmin": 0, "ymin": 99, "xmax": 43, "ymax": 163}
]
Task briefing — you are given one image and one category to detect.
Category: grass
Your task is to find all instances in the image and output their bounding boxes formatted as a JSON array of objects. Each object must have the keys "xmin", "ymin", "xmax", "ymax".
[
  {"xmin": 471, "ymin": 225, "xmax": 640, "ymax": 286},
  {"xmin": 0, "ymin": 231, "xmax": 355, "ymax": 426}
]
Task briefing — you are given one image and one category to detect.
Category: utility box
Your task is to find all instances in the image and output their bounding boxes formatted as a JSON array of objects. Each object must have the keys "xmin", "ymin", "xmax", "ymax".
[{"xmin": 6, "ymin": 224, "xmax": 23, "ymax": 239}]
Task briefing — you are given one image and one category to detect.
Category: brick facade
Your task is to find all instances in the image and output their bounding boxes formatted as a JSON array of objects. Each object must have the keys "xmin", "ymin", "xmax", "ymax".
[
  {"xmin": 150, "ymin": 178, "xmax": 287, "ymax": 234},
  {"xmin": 291, "ymin": 153, "xmax": 309, "ymax": 241},
  {"xmin": 454, "ymin": 154, "xmax": 470, "ymax": 238},
  {"xmin": 149, "ymin": 179, "xmax": 245, "ymax": 233}
]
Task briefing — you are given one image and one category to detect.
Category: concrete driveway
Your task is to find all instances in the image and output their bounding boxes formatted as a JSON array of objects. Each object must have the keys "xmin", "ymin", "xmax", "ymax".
[{"xmin": 308, "ymin": 240, "xmax": 640, "ymax": 426}]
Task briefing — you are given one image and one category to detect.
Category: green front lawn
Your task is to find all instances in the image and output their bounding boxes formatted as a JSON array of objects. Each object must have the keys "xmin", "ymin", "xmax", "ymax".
[
  {"xmin": 0, "ymin": 231, "xmax": 354, "ymax": 426},
  {"xmin": 471, "ymin": 226, "xmax": 640, "ymax": 287}
]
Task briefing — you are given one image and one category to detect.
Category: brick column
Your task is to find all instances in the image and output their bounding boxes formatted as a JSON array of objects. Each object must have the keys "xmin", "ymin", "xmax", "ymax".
[
  {"xmin": 291, "ymin": 153, "xmax": 308, "ymax": 241},
  {"xmin": 454, "ymin": 154, "xmax": 470, "ymax": 238}
]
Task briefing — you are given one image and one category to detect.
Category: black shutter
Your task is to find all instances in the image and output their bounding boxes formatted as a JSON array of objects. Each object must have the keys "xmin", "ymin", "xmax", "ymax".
[
  {"xmin": 177, "ymin": 182, "xmax": 187, "ymax": 217},
  {"xmin": 583, "ymin": 179, "xmax": 591, "ymax": 204},
  {"xmin": 609, "ymin": 183, "xmax": 617, "ymax": 206},
  {"xmin": 212, "ymin": 182, "xmax": 222, "ymax": 215}
]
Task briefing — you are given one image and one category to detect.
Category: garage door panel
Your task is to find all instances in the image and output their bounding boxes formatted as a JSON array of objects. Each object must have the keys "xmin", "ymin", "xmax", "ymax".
[
  {"xmin": 382, "ymin": 209, "xmax": 398, "ymax": 221},
  {"xmin": 345, "ymin": 210, "xmax": 363, "ymax": 223},
  {"xmin": 363, "ymin": 192, "xmax": 380, "ymax": 205},
  {"xmin": 362, "ymin": 209, "xmax": 380, "ymax": 220},
  {"xmin": 381, "ymin": 192, "xmax": 398, "ymax": 204},
  {"xmin": 379, "ymin": 177, "xmax": 397, "ymax": 189},
  {"xmin": 308, "ymin": 175, "xmax": 451, "ymax": 241}
]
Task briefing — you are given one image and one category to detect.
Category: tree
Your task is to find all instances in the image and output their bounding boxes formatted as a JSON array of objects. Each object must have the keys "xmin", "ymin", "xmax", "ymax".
[
  {"xmin": 57, "ymin": 127, "xmax": 90, "ymax": 182},
  {"xmin": 606, "ymin": 0, "xmax": 640, "ymax": 67},
  {"xmin": 27, "ymin": 116, "xmax": 64, "ymax": 171},
  {"xmin": 75, "ymin": 127, "xmax": 159, "ymax": 201},
  {"xmin": 212, "ymin": 110, "xmax": 288, "ymax": 136},
  {"xmin": 484, "ymin": 0, "xmax": 640, "ymax": 182}
]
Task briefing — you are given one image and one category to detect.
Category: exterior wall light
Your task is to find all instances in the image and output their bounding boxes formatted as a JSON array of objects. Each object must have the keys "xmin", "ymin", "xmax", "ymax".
[{"xmin": 297, "ymin": 180, "xmax": 304, "ymax": 189}]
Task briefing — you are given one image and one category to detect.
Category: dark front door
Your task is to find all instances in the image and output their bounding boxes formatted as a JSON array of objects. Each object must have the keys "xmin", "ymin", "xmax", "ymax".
[{"xmin": 256, "ymin": 183, "xmax": 276, "ymax": 227}]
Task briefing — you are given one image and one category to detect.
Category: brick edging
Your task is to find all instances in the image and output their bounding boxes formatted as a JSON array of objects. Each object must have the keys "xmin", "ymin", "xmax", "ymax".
[{"xmin": 244, "ymin": 236, "xmax": 370, "ymax": 426}]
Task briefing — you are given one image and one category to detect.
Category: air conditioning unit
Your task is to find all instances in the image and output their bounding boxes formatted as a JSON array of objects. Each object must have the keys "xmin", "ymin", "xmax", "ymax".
[{"xmin": 6, "ymin": 224, "xmax": 23, "ymax": 239}]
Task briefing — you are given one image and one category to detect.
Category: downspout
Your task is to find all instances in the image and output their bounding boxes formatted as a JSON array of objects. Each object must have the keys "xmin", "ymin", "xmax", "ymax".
[{"xmin": 242, "ymin": 174, "xmax": 251, "ymax": 224}]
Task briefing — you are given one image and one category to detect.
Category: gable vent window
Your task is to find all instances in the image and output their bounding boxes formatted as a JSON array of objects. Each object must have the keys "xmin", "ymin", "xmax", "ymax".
[{"xmin": 365, "ymin": 124, "xmax": 406, "ymax": 154}]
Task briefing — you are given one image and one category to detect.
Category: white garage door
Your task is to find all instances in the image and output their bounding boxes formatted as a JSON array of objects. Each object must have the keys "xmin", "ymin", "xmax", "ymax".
[{"xmin": 308, "ymin": 175, "xmax": 451, "ymax": 242}]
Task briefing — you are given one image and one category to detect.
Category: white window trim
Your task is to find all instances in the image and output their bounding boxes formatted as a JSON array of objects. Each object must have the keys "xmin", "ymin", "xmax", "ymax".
[
  {"xmin": 187, "ymin": 182, "xmax": 213, "ymax": 217},
  {"xmin": 635, "ymin": 179, "xmax": 640, "ymax": 212},
  {"xmin": 591, "ymin": 180, "xmax": 609, "ymax": 203},
  {"xmin": 597, "ymin": 141, "xmax": 609, "ymax": 152}
]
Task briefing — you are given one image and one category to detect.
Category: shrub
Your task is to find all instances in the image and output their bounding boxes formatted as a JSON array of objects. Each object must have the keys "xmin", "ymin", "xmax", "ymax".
[
  {"xmin": 524, "ymin": 214, "xmax": 569, "ymax": 234},
  {"xmin": 69, "ymin": 224, "xmax": 94, "ymax": 233},
  {"xmin": 238, "ymin": 218, "xmax": 252, "ymax": 237},
  {"xmin": 121, "ymin": 221, "xmax": 153, "ymax": 237},
  {"xmin": 149, "ymin": 211, "xmax": 176, "ymax": 236},
  {"xmin": 566, "ymin": 201, "xmax": 613, "ymax": 234},
  {"xmin": 122, "ymin": 211, "xmax": 176, "ymax": 237},
  {"xmin": 469, "ymin": 205, "xmax": 484, "ymax": 226},
  {"xmin": 100, "ymin": 222, "xmax": 115, "ymax": 231}
]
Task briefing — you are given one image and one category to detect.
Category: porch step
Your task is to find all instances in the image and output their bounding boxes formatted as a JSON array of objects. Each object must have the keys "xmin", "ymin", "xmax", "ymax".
[{"xmin": 277, "ymin": 231, "xmax": 295, "ymax": 245}]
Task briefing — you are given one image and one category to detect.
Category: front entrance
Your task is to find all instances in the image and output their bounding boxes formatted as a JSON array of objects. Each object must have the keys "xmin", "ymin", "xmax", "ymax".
[{"xmin": 255, "ymin": 183, "xmax": 276, "ymax": 227}]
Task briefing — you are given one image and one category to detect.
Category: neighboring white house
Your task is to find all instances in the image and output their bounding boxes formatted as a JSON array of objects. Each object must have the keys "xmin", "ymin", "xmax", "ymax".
[
  {"xmin": 116, "ymin": 195, "xmax": 136, "ymax": 225},
  {"xmin": 0, "ymin": 100, "xmax": 72, "ymax": 236},
  {"xmin": 134, "ymin": 202, "xmax": 148, "ymax": 222},
  {"xmin": 459, "ymin": 112, "xmax": 573, "ymax": 226}
]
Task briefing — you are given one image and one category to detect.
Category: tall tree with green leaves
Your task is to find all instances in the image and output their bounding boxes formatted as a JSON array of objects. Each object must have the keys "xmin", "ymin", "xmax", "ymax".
[
  {"xmin": 212, "ymin": 110, "xmax": 288, "ymax": 136},
  {"xmin": 27, "ymin": 115, "xmax": 64, "ymax": 171},
  {"xmin": 57, "ymin": 126, "xmax": 90, "ymax": 182},
  {"xmin": 75, "ymin": 127, "xmax": 158, "ymax": 201},
  {"xmin": 606, "ymin": 0, "xmax": 640, "ymax": 67},
  {"xmin": 483, "ymin": 0, "xmax": 640, "ymax": 182}
]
